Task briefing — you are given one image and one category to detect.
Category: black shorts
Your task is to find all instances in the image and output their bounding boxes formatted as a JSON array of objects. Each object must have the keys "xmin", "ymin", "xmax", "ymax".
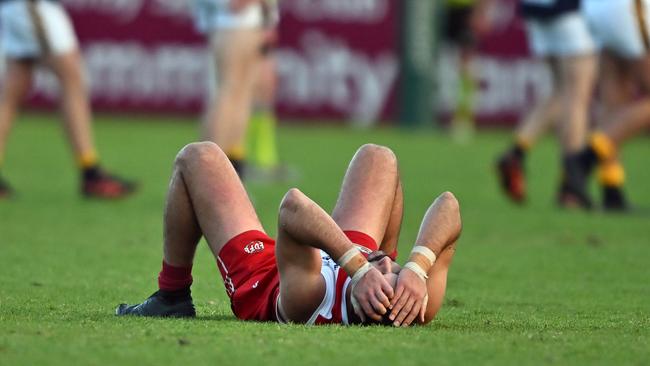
[{"xmin": 443, "ymin": 5, "xmax": 476, "ymax": 47}]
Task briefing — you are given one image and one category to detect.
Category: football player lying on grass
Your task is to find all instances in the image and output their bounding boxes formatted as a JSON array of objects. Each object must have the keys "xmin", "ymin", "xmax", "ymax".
[{"xmin": 117, "ymin": 143, "xmax": 461, "ymax": 326}]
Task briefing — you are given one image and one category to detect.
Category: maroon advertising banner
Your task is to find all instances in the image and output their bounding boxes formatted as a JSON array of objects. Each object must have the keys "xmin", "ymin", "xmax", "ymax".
[
  {"xmin": 437, "ymin": 0, "xmax": 551, "ymax": 126},
  {"xmin": 274, "ymin": 0, "xmax": 400, "ymax": 125},
  {"xmin": 15, "ymin": 0, "xmax": 549, "ymax": 125}
]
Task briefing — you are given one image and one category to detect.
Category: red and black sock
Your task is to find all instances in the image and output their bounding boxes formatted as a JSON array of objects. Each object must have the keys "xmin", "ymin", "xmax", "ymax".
[{"xmin": 157, "ymin": 261, "xmax": 193, "ymax": 301}]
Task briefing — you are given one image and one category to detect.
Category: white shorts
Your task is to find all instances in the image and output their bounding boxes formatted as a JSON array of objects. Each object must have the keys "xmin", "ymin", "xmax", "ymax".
[
  {"xmin": 192, "ymin": 0, "xmax": 277, "ymax": 34},
  {"xmin": 583, "ymin": 0, "xmax": 650, "ymax": 59},
  {"xmin": 525, "ymin": 11, "xmax": 596, "ymax": 57},
  {"xmin": 0, "ymin": 0, "xmax": 78, "ymax": 58}
]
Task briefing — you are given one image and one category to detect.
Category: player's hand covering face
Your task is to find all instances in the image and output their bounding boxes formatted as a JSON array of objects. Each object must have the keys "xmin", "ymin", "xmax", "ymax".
[
  {"xmin": 351, "ymin": 252, "xmax": 396, "ymax": 322},
  {"xmin": 367, "ymin": 251, "xmax": 401, "ymax": 287},
  {"xmin": 388, "ymin": 266, "xmax": 428, "ymax": 327}
]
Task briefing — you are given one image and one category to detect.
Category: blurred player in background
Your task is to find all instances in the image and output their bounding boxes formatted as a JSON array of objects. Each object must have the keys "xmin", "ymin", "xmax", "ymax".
[
  {"xmin": 496, "ymin": 0, "xmax": 597, "ymax": 208},
  {"xmin": 564, "ymin": 0, "xmax": 650, "ymax": 210},
  {"xmin": 245, "ymin": 13, "xmax": 294, "ymax": 182},
  {"xmin": 443, "ymin": 0, "xmax": 493, "ymax": 142},
  {"xmin": 193, "ymin": 0, "xmax": 279, "ymax": 178},
  {"xmin": 0, "ymin": 0, "xmax": 135, "ymax": 199}
]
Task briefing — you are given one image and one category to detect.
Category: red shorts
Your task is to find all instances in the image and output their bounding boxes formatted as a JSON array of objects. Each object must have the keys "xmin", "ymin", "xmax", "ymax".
[
  {"xmin": 215, "ymin": 229, "xmax": 396, "ymax": 322},
  {"xmin": 216, "ymin": 230, "xmax": 280, "ymax": 321}
]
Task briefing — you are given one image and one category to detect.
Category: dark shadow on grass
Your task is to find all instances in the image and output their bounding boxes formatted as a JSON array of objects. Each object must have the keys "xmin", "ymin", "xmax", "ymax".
[
  {"xmin": 587, "ymin": 204, "xmax": 650, "ymax": 217},
  {"xmin": 195, "ymin": 314, "xmax": 239, "ymax": 323}
]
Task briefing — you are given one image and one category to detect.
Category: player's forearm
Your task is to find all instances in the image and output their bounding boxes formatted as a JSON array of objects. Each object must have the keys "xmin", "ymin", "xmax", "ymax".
[
  {"xmin": 278, "ymin": 189, "xmax": 373, "ymax": 280},
  {"xmin": 406, "ymin": 192, "xmax": 462, "ymax": 275},
  {"xmin": 278, "ymin": 188, "xmax": 358, "ymax": 260}
]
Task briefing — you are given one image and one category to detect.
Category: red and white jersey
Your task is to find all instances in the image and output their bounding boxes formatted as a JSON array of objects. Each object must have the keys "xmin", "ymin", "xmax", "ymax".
[{"xmin": 307, "ymin": 245, "xmax": 373, "ymax": 325}]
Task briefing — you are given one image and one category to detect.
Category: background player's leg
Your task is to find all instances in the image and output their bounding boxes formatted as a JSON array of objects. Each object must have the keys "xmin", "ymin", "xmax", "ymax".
[
  {"xmin": 557, "ymin": 54, "xmax": 597, "ymax": 154},
  {"xmin": 201, "ymin": 29, "xmax": 263, "ymax": 176},
  {"xmin": 497, "ymin": 57, "xmax": 561, "ymax": 203},
  {"xmin": 513, "ymin": 58, "xmax": 562, "ymax": 148},
  {"xmin": 47, "ymin": 50, "xmax": 135, "ymax": 198},
  {"xmin": 597, "ymin": 52, "xmax": 637, "ymax": 128},
  {"xmin": 331, "ymin": 144, "xmax": 400, "ymax": 245},
  {"xmin": 0, "ymin": 59, "xmax": 33, "ymax": 196},
  {"xmin": 248, "ymin": 53, "xmax": 279, "ymax": 169},
  {"xmin": 413, "ymin": 192, "xmax": 462, "ymax": 324},
  {"xmin": 555, "ymin": 53, "xmax": 598, "ymax": 208},
  {"xmin": 47, "ymin": 50, "xmax": 96, "ymax": 166},
  {"xmin": 581, "ymin": 55, "xmax": 650, "ymax": 210},
  {"xmin": 601, "ymin": 56, "xmax": 650, "ymax": 146}
]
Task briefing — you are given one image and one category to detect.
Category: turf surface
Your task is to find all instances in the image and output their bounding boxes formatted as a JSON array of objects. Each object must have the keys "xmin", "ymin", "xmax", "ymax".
[{"xmin": 1, "ymin": 114, "xmax": 649, "ymax": 365}]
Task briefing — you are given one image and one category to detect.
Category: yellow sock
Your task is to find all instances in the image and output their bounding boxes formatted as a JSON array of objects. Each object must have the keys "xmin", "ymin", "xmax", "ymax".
[
  {"xmin": 515, "ymin": 136, "xmax": 532, "ymax": 151},
  {"xmin": 78, "ymin": 150, "xmax": 98, "ymax": 169},
  {"xmin": 226, "ymin": 144, "xmax": 246, "ymax": 161},
  {"xmin": 453, "ymin": 69, "xmax": 476, "ymax": 126},
  {"xmin": 597, "ymin": 162, "xmax": 625, "ymax": 187},
  {"xmin": 590, "ymin": 132, "xmax": 616, "ymax": 161},
  {"xmin": 247, "ymin": 110, "xmax": 279, "ymax": 168}
]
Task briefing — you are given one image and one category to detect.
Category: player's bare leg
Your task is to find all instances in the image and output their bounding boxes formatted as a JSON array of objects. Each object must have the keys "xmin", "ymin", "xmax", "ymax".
[
  {"xmin": 497, "ymin": 57, "xmax": 561, "ymax": 203},
  {"xmin": 598, "ymin": 52, "xmax": 637, "ymax": 127},
  {"xmin": 0, "ymin": 59, "xmax": 34, "ymax": 197},
  {"xmin": 47, "ymin": 50, "xmax": 94, "ymax": 163},
  {"xmin": 557, "ymin": 54, "xmax": 596, "ymax": 154},
  {"xmin": 117, "ymin": 142, "xmax": 263, "ymax": 316},
  {"xmin": 598, "ymin": 55, "xmax": 650, "ymax": 147},
  {"xmin": 45, "ymin": 50, "xmax": 136, "ymax": 199},
  {"xmin": 577, "ymin": 54, "xmax": 650, "ymax": 210},
  {"xmin": 201, "ymin": 29, "xmax": 263, "ymax": 176},
  {"xmin": 331, "ymin": 144, "xmax": 400, "ymax": 246},
  {"xmin": 555, "ymin": 53, "xmax": 597, "ymax": 208},
  {"xmin": 246, "ymin": 50, "xmax": 294, "ymax": 182}
]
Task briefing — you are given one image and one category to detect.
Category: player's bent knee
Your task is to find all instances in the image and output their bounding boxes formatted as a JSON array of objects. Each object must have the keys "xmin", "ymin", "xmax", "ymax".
[{"xmin": 175, "ymin": 142, "xmax": 225, "ymax": 170}]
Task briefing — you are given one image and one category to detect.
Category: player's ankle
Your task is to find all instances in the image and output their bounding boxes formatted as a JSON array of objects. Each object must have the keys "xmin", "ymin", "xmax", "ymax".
[
  {"xmin": 82, "ymin": 165, "xmax": 102, "ymax": 181},
  {"xmin": 157, "ymin": 287, "xmax": 192, "ymax": 303}
]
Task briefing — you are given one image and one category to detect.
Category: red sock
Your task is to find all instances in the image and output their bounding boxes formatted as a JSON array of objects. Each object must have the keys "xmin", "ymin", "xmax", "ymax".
[{"xmin": 158, "ymin": 261, "xmax": 193, "ymax": 291}]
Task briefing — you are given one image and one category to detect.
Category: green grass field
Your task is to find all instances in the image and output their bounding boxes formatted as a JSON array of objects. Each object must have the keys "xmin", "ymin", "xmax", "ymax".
[{"xmin": 1, "ymin": 114, "xmax": 649, "ymax": 365}]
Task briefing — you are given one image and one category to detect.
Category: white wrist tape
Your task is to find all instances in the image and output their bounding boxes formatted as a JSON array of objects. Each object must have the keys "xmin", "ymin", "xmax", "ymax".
[
  {"xmin": 404, "ymin": 262, "xmax": 428, "ymax": 282},
  {"xmin": 349, "ymin": 262, "xmax": 373, "ymax": 320},
  {"xmin": 338, "ymin": 247, "xmax": 361, "ymax": 269},
  {"xmin": 350, "ymin": 262, "xmax": 372, "ymax": 286},
  {"xmin": 411, "ymin": 245, "xmax": 437, "ymax": 266}
]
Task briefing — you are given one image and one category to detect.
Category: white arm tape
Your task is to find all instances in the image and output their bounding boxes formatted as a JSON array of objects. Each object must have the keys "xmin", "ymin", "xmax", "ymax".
[
  {"xmin": 349, "ymin": 262, "xmax": 373, "ymax": 319},
  {"xmin": 403, "ymin": 262, "xmax": 428, "ymax": 282},
  {"xmin": 338, "ymin": 247, "xmax": 361, "ymax": 269},
  {"xmin": 411, "ymin": 245, "xmax": 437, "ymax": 266},
  {"xmin": 350, "ymin": 262, "xmax": 372, "ymax": 286}
]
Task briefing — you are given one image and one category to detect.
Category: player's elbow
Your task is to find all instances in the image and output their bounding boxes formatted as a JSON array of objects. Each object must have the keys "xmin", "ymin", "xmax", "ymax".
[
  {"xmin": 279, "ymin": 188, "xmax": 306, "ymax": 215},
  {"xmin": 439, "ymin": 191, "xmax": 459, "ymax": 212},
  {"xmin": 438, "ymin": 191, "xmax": 462, "ymax": 236},
  {"xmin": 175, "ymin": 142, "xmax": 225, "ymax": 170},
  {"xmin": 357, "ymin": 143, "xmax": 397, "ymax": 167}
]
